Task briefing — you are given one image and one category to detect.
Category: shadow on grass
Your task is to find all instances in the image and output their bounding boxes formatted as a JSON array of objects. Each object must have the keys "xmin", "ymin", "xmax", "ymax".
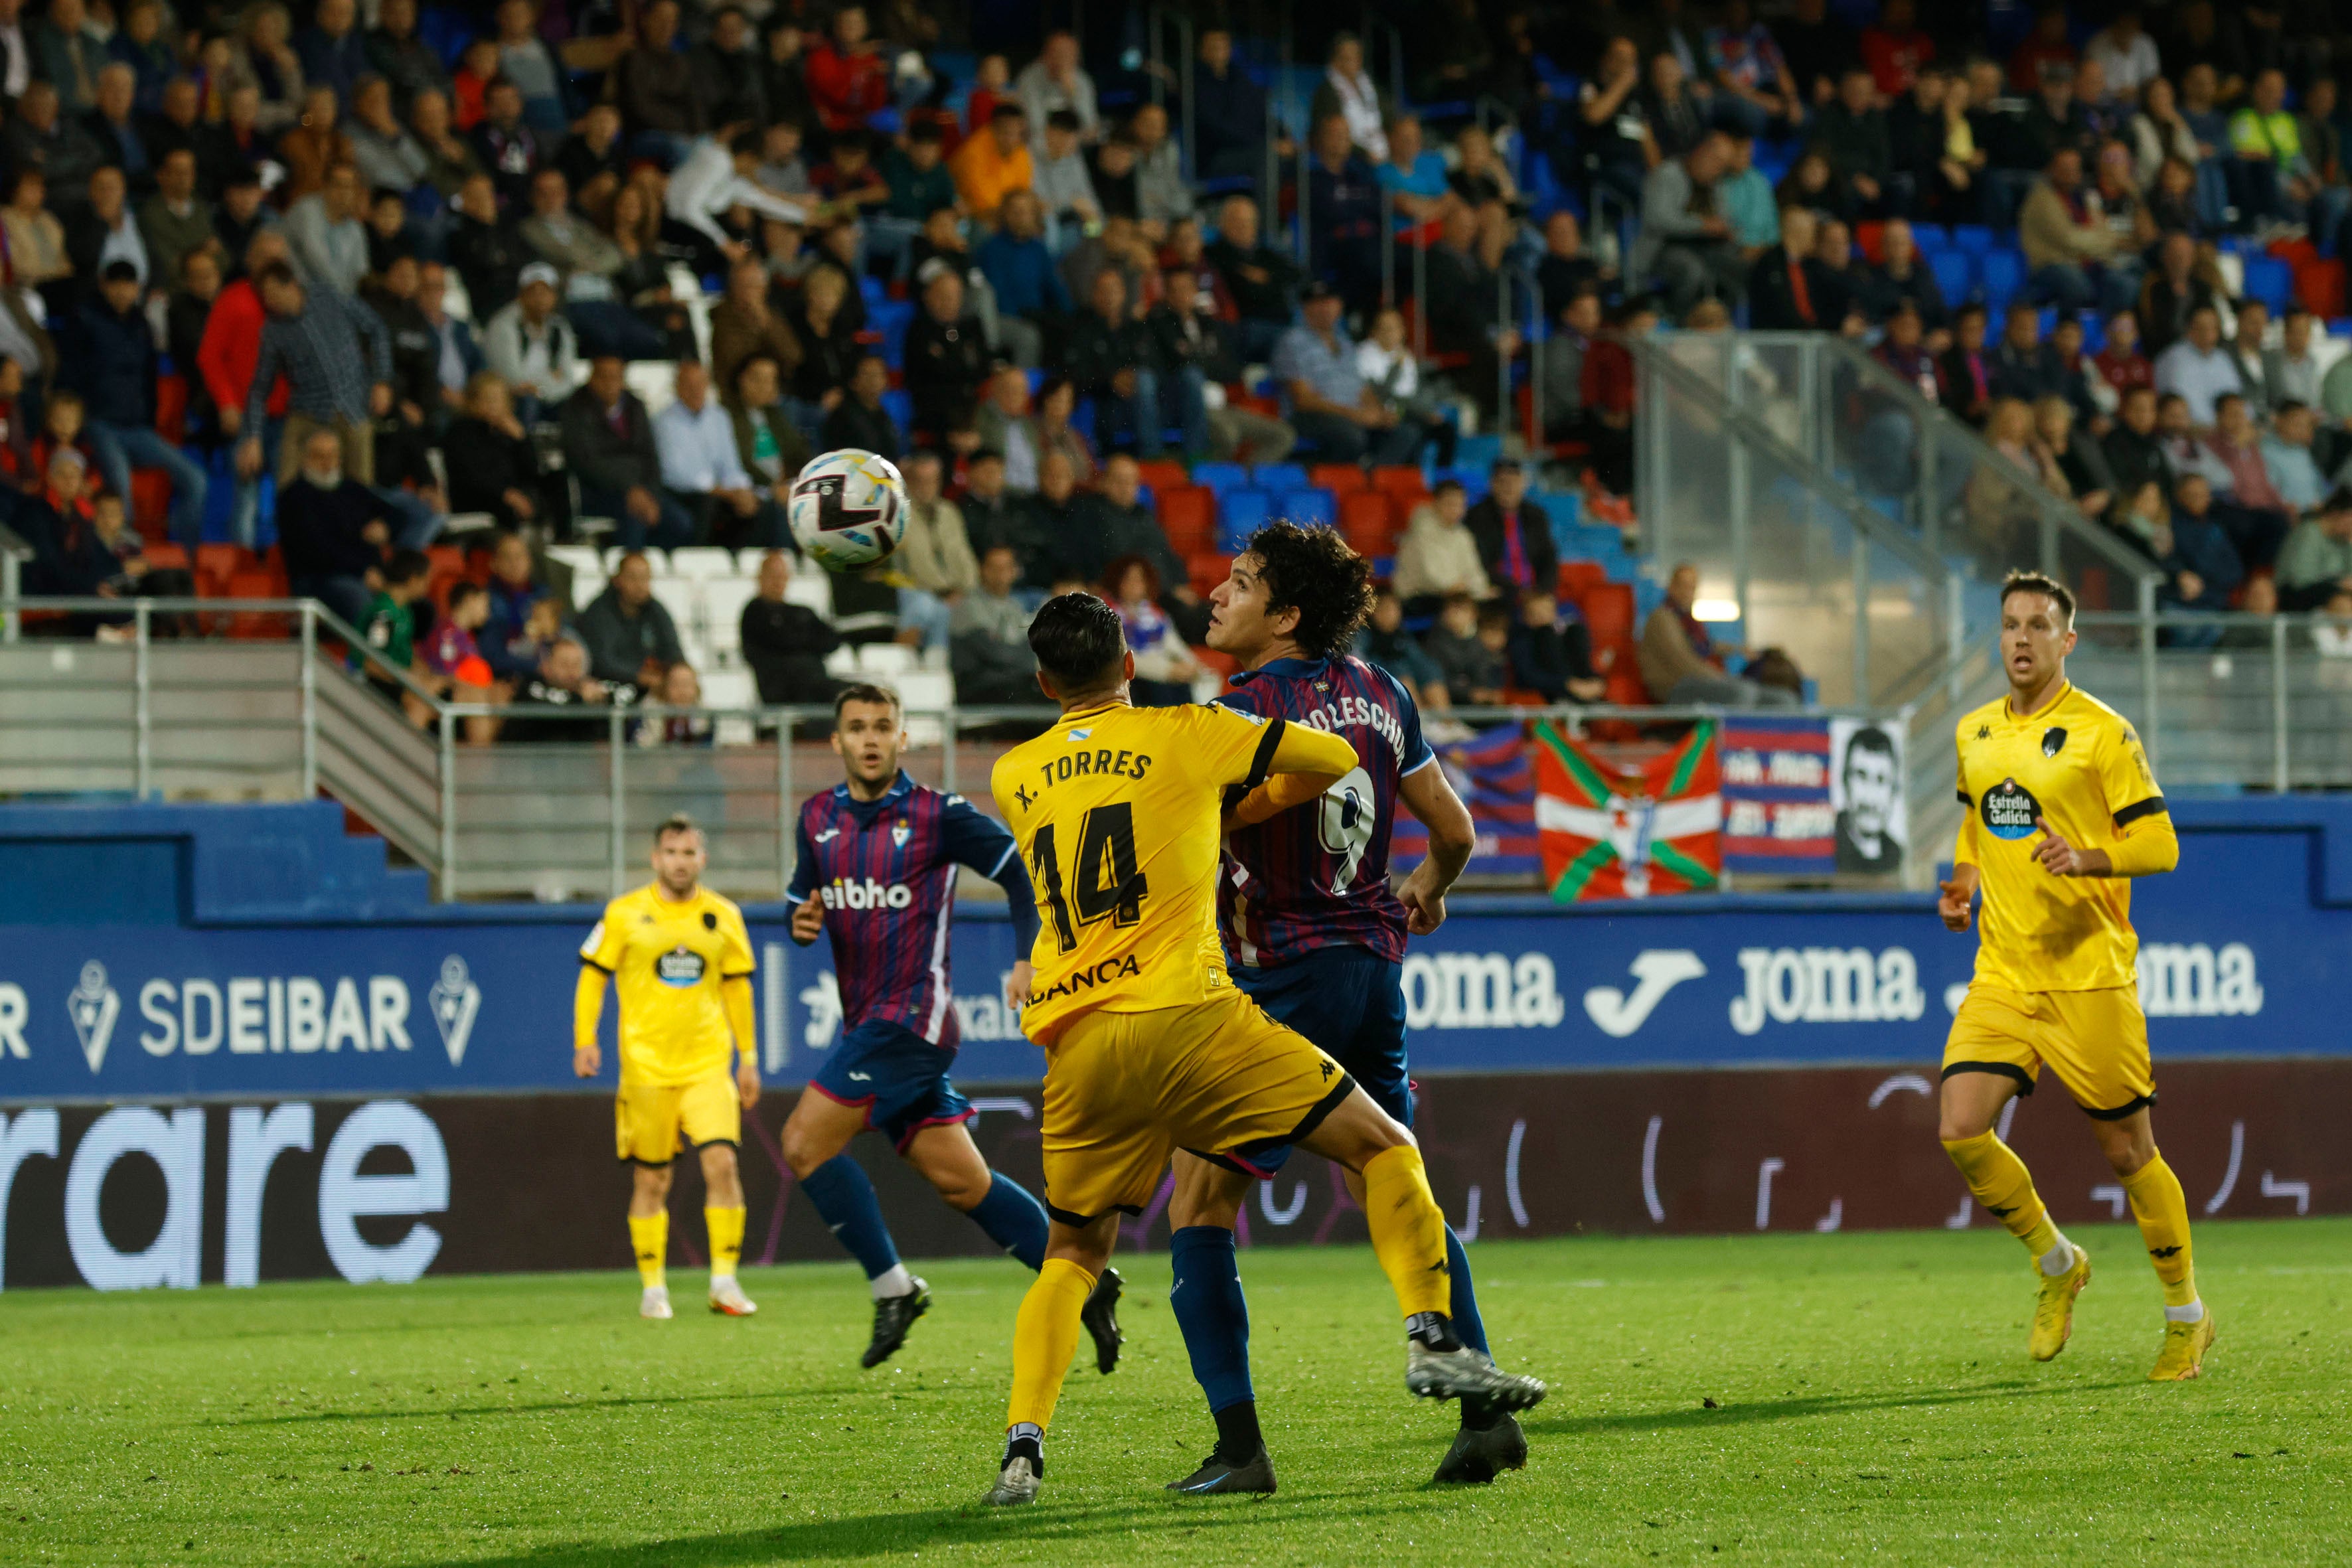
[
  {"xmin": 423, "ymin": 1485, "xmax": 1440, "ymax": 1565},
  {"xmin": 1525, "ymin": 1376, "xmax": 2148, "ymax": 1437},
  {"xmin": 204, "ymin": 1386, "xmax": 870, "ymax": 1427}
]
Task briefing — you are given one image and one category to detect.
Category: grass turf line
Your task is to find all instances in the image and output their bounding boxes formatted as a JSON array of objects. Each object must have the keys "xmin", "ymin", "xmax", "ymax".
[{"xmin": 1, "ymin": 1219, "xmax": 2345, "ymax": 1565}]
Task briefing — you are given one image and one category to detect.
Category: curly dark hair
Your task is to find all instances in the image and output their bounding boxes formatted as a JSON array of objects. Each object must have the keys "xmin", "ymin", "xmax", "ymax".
[{"xmin": 1245, "ymin": 521, "xmax": 1375, "ymax": 661}]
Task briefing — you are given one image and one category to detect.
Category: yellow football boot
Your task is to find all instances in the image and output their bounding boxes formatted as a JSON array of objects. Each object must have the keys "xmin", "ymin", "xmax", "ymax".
[
  {"xmin": 2148, "ymin": 1309, "xmax": 2216, "ymax": 1381},
  {"xmin": 2029, "ymin": 1244, "xmax": 2092, "ymax": 1362}
]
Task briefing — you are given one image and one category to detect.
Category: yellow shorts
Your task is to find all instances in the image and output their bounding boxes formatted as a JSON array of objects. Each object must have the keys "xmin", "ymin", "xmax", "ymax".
[
  {"xmin": 1942, "ymin": 982, "xmax": 2156, "ymax": 1119},
  {"xmin": 614, "ymin": 1073, "xmax": 742, "ymax": 1164},
  {"xmin": 1039, "ymin": 985, "xmax": 1356, "ymax": 1225}
]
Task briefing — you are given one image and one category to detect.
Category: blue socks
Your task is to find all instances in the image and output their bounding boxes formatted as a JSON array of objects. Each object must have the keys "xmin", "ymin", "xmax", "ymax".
[
  {"xmin": 1445, "ymin": 1223, "xmax": 1489, "ymax": 1358},
  {"xmin": 800, "ymin": 1154, "xmax": 901, "ymax": 1281},
  {"xmin": 965, "ymin": 1172, "xmax": 1051, "ymax": 1271},
  {"xmin": 1168, "ymin": 1225, "xmax": 1255, "ymax": 1413}
]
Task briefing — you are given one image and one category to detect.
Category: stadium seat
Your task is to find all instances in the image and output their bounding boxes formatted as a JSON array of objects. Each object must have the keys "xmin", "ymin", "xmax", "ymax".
[
  {"xmin": 857, "ymin": 642, "xmax": 916, "ymax": 675},
  {"xmin": 625, "ymin": 360, "xmax": 677, "ymax": 416},
  {"xmin": 1251, "ymin": 462, "xmax": 1307, "ymax": 493},
  {"xmin": 1340, "ymin": 490, "xmax": 1397, "ymax": 557},
  {"xmin": 154, "ymin": 374, "xmax": 188, "ymax": 442},
  {"xmin": 702, "ymin": 578, "xmax": 756, "ymax": 659},
  {"xmin": 1157, "ymin": 485, "xmax": 1215, "ymax": 554},
  {"xmin": 898, "ymin": 669, "xmax": 953, "ymax": 713},
  {"xmin": 225, "ymin": 570, "xmax": 285, "ymax": 638},
  {"xmin": 1186, "ymin": 551, "xmax": 1233, "ymax": 595},
  {"xmin": 1978, "ymin": 249, "xmax": 2023, "ymax": 309},
  {"xmin": 1278, "ymin": 487, "xmax": 1336, "ymax": 529},
  {"xmin": 1950, "ymin": 224, "xmax": 1995, "ymax": 254},
  {"xmin": 129, "ymin": 470, "xmax": 173, "ymax": 537},
  {"xmin": 1558, "ymin": 560, "xmax": 1608, "ymax": 601},
  {"xmin": 698, "ymin": 666, "xmax": 756, "ymax": 713},
  {"xmin": 872, "ymin": 301, "xmax": 916, "ymax": 367},
  {"xmin": 1370, "ymin": 465, "xmax": 1427, "ymax": 501},
  {"xmin": 1135, "ymin": 459, "xmax": 1188, "ymax": 493},
  {"xmin": 783, "ymin": 565, "xmax": 832, "ymax": 619},
  {"xmin": 880, "ymin": 387, "xmax": 913, "ymax": 433},
  {"xmin": 195, "ymin": 543, "xmax": 242, "ymax": 597},
  {"xmin": 1190, "ymin": 461, "xmax": 1250, "ymax": 495},
  {"xmin": 650, "ymin": 579, "xmax": 702, "ymax": 641},
  {"xmin": 1217, "ymin": 488, "xmax": 1272, "ymax": 551},
  {"xmin": 1929, "ymin": 252, "xmax": 1972, "ymax": 308},
  {"xmin": 2244, "ymin": 256, "xmax": 2293, "ymax": 313},
  {"xmin": 666, "ymin": 547, "xmax": 737, "ymax": 580},
  {"xmin": 1309, "ymin": 463, "xmax": 1368, "ymax": 493},
  {"xmin": 143, "ymin": 541, "xmax": 189, "ymax": 573}
]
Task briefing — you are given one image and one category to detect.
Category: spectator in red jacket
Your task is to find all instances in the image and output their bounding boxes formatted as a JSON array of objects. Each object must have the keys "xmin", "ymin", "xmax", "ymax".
[
  {"xmin": 1859, "ymin": 0, "xmax": 1935, "ymax": 101},
  {"xmin": 805, "ymin": 4, "xmax": 891, "ymax": 133},
  {"xmin": 196, "ymin": 228, "xmax": 294, "ymax": 547}
]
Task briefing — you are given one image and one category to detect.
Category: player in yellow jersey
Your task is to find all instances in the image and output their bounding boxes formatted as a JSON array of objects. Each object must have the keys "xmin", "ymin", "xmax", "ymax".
[
  {"xmin": 1938, "ymin": 572, "xmax": 2211, "ymax": 1380},
  {"xmin": 977, "ymin": 593, "xmax": 1545, "ymax": 1506},
  {"xmin": 575, "ymin": 814, "xmax": 762, "ymax": 1321}
]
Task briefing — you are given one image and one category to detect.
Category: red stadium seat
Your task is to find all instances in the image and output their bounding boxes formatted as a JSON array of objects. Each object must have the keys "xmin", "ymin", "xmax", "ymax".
[
  {"xmin": 1370, "ymin": 465, "xmax": 1427, "ymax": 501},
  {"xmin": 154, "ymin": 374, "xmax": 189, "ymax": 441},
  {"xmin": 1557, "ymin": 560, "xmax": 1607, "ymax": 601},
  {"xmin": 130, "ymin": 470, "xmax": 175, "ymax": 537},
  {"xmin": 1187, "ymin": 551, "xmax": 1233, "ymax": 597},
  {"xmin": 1308, "ymin": 463, "xmax": 1367, "ymax": 494},
  {"xmin": 195, "ymin": 543, "xmax": 242, "ymax": 597},
  {"xmin": 1136, "ymin": 459, "xmax": 1188, "ymax": 494},
  {"xmin": 225, "ymin": 570, "xmax": 287, "ymax": 639},
  {"xmin": 143, "ymin": 541, "xmax": 189, "ymax": 572},
  {"xmin": 1339, "ymin": 489, "xmax": 1397, "ymax": 558},
  {"xmin": 1157, "ymin": 485, "xmax": 1214, "ymax": 554},
  {"xmin": 1581, "ymin": 582, "xmax": 1636, "ymax": 647}
]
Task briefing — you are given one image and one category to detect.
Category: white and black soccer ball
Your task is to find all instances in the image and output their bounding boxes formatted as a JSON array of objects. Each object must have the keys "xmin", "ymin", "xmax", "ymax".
[{"xmin": 788, "ymin": 449, "xmax": 908, "ymax": 571}]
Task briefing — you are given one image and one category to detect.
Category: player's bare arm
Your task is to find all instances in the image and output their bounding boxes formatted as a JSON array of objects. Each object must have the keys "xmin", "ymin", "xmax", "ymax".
[
  {"xmin": 791, "ymin": 895, "xmax": 824, "ymax": 945},
  {"xmin": 1938, "ymin": 864, "xmax": 1980, "ymax": 931},
  {"xmin": 1396, "ymin": 757, "xmax": 1476, "ymax": 936}
]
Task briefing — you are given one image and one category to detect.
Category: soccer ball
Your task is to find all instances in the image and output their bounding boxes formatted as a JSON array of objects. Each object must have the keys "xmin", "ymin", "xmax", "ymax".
[{"xmin": 788, "ymin": 449, "xmax": 908, "ymax": 570}]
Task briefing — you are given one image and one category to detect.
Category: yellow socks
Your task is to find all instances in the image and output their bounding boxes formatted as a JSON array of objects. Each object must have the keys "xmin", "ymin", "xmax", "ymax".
[
  {"xmin": 1006, "ymin": 1257, "xmax": 1096, "ymax": 1433},
  {"xmin": 1942, "ymin": 1131, "xmax": 2071, "ymax": 1268},
  {"xmin": 2122, "ymin": 1154, "xmax": 2200, "ymax": 1311},
  {"xmin": 1362, "ymin": 1145, "xmax": 1452, "ymax": 1320},
  {"xmin": 629, "ymin": 1212, "xmax": 668, "ymax": 1290},
  {"xmin": 706, "ymin": 1205, "xmax": 745, "ymax": 1281}
]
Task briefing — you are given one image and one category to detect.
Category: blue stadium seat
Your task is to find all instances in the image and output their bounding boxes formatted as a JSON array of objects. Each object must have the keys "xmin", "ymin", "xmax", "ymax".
[
  {"xmin": 860, "ymin": 275, "xmax": 887, "ymax": 308},
  {"xmin": 1951, "ymin": 224, "xmax": 1996, "ymax": 255},
  {"xmin": 1191, "ymin": 461, "xmax": 1251, "ymax": 495},
  {"xmin": 1909, "ymin": 223, "xmax": 1952, "ymax": 254},
  {"xmin": 2244, "ymin": 256, "xmax": 2293, "ymax": 313},
  {"xmin": 1453, "ymin": 433, "xmax": 1503, "ymax": 472},
  {"xmin": 1978, "ymin": 249, "xmax": 2024, "ymax": 309},
  {"xmin": 1277, "ymin": 488, "xmax": 1337, "ymax": 528},
  {"xmin": 1535, "ymin": 491, "xmax": 1581, "ymax": 539},
  {"xmin": 880, "ymin": 388, "xmax": 912, "ymax": 432},
  {"xmin": 1251, "ymin": 462, "xmax": 1308, "ymax": 493},
  {"xmin": 1217, "ymin": 488, "xmax": 1273, "ymax": 551},
  {"xmin": 870, "ymin": 300, "xmax": 916, "ymax": 368},
  {"xmin": 1929, "ymin": 252, "xmax": 1972, "ymax": 305},
  {"xmin": 1436, "ymin": 464, "xmax": 1492, "ymax": 499}
]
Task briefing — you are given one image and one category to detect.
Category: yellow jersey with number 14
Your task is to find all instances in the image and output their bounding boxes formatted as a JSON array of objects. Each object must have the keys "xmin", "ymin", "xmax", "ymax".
[
  {"xmin": 992, "ymin": 700, "xmax": 1359, "ymax": 1044},
  {"xmin": 580, "ymin": 884, "xmax": 756, "ymax": 1086},
  {"xmin": 1953, "ymin": 682, "xmax": 2176, "ymax": 993}
]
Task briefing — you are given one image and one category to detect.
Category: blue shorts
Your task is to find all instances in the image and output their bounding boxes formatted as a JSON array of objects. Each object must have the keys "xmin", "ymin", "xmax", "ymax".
[
  {"xmin": 1230, "ymin": 944, "xmax": 1411, "ymax": 1156},
  {"xmin": 809, "ymin": 1020, "xmax": 974, "ymax": 1150}
]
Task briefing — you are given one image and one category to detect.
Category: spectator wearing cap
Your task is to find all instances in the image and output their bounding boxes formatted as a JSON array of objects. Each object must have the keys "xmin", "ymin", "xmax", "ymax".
[
  {"xmin": 562, "ymin": 354, "xmax": 696, "ymax": 548},
  {"xmin": 285, "ymin": 161, "xmax": 368, "ymax": 295},
  {"xmin": 482, "ymin": 261, "xmax": 578, "ymax": 424},
  {"xmin": 904, "ymin": 263, "xmax": 992, "ymax": 452},
  {"xmin": 951, "ymin": 103, "xmax": 1034, "ymax": 227},
  {"xmin": 137, "ymin": 147, "xmax": 214, "ymax": 289},
  {"xmin": 277, "ymin": 425, "xmax": 396, "ymax": 626},
  {"xmin": 239, "ymin": 258, "xmax": 394, "ymax": 487},
  {"xmin": 1272, "ymin": 281, "xmax": 1420, "ymax": 465},
  {"xmin": 1463, "ymin": 459, "xmax": 1556, "ymax": 600},
  {"xmin": 655, "ymin": 358, "xmax": 763, "ymax": 544},
  {"xmin": 821, "ymin": 354, "xmax": 904, "ymax": 460},
  {"xmin": 61, "ymin": 260, "xmax": 208, "ymax": 546},
  {"xmin": 611, "ymin": 0, "xmax": 701, "ymax": 167}
]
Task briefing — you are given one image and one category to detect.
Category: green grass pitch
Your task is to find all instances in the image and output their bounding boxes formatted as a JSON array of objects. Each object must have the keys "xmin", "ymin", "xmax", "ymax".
[{"xmin": 4, "ymin": 1219, "xmax": 2347, "ymax": 1565}]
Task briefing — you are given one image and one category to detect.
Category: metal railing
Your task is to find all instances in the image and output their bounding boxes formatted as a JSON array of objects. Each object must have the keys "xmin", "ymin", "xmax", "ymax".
[{"xmin": 0, "ymin": 522, "xmax": 29, "ymax": 643}]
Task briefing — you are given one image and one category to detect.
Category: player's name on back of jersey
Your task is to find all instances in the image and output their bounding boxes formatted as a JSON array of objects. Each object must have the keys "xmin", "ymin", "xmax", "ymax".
[
  {"xmin": 1295, "ymin": 690, "xmax": 1410, "ymax": 759},
  {"xmin": 1018, "ymin": 744, "xmax": 1156, "ymax": 798}
]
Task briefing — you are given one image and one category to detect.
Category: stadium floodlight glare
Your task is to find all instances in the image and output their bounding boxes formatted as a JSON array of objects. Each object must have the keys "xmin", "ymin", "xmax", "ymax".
[{"xmin": 1693, "ymin": 597, "xmax": 1742, "ymax": 621}]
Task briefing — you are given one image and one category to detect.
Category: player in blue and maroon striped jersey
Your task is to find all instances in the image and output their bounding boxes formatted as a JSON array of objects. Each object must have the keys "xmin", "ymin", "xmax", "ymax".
[
  {"xmin": 781, "ymin": 682, "xmax": 1123, "ymax": 1373},
  {"xmin": 1162, "ymin": 522, "xmax": 1539, "ymax": 1494}
]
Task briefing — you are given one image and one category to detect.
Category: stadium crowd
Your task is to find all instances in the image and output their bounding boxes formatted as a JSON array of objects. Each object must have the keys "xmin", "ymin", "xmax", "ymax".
[{"xmin": 13, "ymin": 0, "xmax": 2352, "ymax": 735}]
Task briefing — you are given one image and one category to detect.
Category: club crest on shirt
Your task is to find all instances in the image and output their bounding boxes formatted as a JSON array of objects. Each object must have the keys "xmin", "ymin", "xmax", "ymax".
[
  {"xmin": 892, "ymin": 821, "xmax": 911, "ymax": 848},
  {"xmin": 2041, "ymin": 726, "xmax": 2067, "ymax": 757},
  {"xmin": 1982, "ymin": 778, "xmax": 2041, "ymax": 840}
]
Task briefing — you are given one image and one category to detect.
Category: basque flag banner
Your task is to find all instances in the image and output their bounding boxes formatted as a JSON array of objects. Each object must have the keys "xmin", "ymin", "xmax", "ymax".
[{"xmin": 1533, "ymin": 719, "xmax": 1723, "ymax": 901}]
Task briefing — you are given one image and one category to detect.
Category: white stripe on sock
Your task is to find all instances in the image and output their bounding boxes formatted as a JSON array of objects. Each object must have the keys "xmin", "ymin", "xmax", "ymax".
[
  {"xmin": 871, "ymin": 1263, "xmax": 914, "ymax": 1299},
  {"xmin": 2038, "ymin": 1237, "xmax": 2076, "ymax": 1277},
  {"xmin": 2165, "ymin": 1299, "xmax": 2205, "ymax": 1323}
]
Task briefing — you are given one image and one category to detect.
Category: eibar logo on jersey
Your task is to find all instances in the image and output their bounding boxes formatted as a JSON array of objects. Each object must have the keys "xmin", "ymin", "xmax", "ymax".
[
  {"xmin": 1981, "ymin": 778, "xmax": 2040, "ymax": 839},
  {"xmin": 1729, "ymin": 946, "xmax": 1928, "ymax": 1036},
  {"xmin": 68, "ymin": 962, "xmax": 120, "ymax": 1073},
  {"xmin": 892, "ymin": 821, "xmax": 911, "ymax": 848},
  {"xmin": 819, "ymin": 878, "xmax": 914, "ymax": 911},
  {"xmin": 2042, "ymin": 727, "xmax": 2067, "ymax": 757},
  {"xmin": 655, "ymin": 947, "xmax": 707, "ymax": 987},
  {"xmin": 1032, "ymin": 953, "xmax": 1143, "ymax": 1004},
  {"xmin": 427, "ymin": 956, "xmax": 480, "ymax": 1067}
]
